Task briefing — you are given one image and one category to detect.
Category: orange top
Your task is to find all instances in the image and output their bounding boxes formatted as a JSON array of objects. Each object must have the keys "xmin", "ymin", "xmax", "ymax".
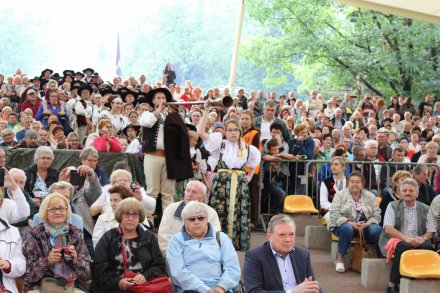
[{"xmin": 242, "ymin": 129, "xmax": 262, "ymax": 174}]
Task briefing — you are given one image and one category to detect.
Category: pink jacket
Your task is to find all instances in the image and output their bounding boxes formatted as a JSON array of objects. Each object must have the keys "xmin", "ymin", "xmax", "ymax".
[
  {"xmin": 93, "ymin": 135, "xmax": 123, "ymax": 153},
  {"xmin": 384, "ymin": 238, "xmax": 402, "ymax": 263}
]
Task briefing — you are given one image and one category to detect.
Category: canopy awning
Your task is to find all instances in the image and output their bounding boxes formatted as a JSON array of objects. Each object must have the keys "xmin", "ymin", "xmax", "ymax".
[{"xmin": 334, "ymin": 0, "xmax": 440, "ymax": 25}]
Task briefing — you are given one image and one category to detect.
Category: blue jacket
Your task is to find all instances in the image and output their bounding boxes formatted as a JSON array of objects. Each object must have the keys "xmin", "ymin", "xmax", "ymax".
[
  {"xmin": 166, "ymin": 224, "xmax": 241, "ymax": 293},
  {"xmin": 243, "ymin": 242, "xmax": 321, "ymax": 293}
]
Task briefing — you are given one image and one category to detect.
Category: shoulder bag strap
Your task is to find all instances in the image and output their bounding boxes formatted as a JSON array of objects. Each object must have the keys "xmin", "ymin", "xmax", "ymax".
[
  {"xmin": 216, "ymin": 231, "xmax": 224, "ymax": 272},
  {"xmin": 359, "ymin": 229, "xmax": 366, "ymax": 248},
  {"xmin": 121, "ymin": 241, "xmax": 128, "ymax": 274}
]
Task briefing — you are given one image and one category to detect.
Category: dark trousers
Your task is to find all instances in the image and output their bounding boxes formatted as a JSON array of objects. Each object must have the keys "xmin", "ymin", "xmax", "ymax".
[
  {"xmin": 248, "ymin": 174, "xmax": 260, "ymax": 226},
  {"xmin": 390, "ymin": 240, "xmax": 434, "ymax": 284}
]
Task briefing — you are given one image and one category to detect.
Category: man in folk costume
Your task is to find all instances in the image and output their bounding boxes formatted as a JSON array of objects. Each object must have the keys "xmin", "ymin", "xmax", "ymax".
[{"xmin": 138, "ymin": 88, "xmax": 193, "ymax": 215}]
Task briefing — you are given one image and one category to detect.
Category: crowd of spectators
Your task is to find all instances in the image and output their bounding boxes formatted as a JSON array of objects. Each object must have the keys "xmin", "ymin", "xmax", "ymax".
[{"xmin": 0, "ymin": 65, "xmax": 439, "ymax": 293}]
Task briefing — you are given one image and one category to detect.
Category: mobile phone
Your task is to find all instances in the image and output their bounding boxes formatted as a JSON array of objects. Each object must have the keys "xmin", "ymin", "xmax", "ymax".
[
  {"xmin": 70, "ymin": 170, "xmax": 85, "ymax": 186},
  {"xmin": 0, "ymin": 168, "xmax": 4, "ymax": 187}
]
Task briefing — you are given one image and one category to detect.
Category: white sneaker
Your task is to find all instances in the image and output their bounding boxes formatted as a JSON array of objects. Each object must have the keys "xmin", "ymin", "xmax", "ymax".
[{"xmin": 335, "ymin": 262, "xmax": 345, "ymax": 273}]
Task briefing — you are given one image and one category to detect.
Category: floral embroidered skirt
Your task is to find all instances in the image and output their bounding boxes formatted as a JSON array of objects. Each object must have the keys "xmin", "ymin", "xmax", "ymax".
[{"xmin": 209, "ymin": 170, "xmax": 251, "ymax": 251}]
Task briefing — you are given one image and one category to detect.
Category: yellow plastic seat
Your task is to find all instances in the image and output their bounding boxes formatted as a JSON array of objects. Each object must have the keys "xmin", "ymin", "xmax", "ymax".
[
  {"xmin": 400, "ymin": 250, "xmax": 440, "ymax": 279},
  {"xmin": 283, "ymin": 195, "xmax": 319, "ymax": 214},
  {"xmin": 375, "ymin": 197, "xmax": 382, "ymax": 206}
]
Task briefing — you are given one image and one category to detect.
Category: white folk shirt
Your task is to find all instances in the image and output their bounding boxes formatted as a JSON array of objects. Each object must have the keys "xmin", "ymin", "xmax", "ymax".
[
  {"xmin": 203, "ymin": 132, "xmax": 261, "ymax": 169},
  {"xmin": 139, "ymin": 111, "xmax": 166, "ymax": 150},
  {"xmin": 260, "ymin": 118, "xmax": 275, "ymax": 142}
]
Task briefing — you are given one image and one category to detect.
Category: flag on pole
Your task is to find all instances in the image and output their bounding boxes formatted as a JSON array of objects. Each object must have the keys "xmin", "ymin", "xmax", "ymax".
[{"xmin": 115, "ymin": 32, "xmax": 122, "ymax": 76}]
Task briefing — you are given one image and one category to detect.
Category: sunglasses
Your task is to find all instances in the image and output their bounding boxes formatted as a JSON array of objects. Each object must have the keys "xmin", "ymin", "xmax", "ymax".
[{"xmin": 185, "ymin": 216, "xmax": 206, "ymax": 222}]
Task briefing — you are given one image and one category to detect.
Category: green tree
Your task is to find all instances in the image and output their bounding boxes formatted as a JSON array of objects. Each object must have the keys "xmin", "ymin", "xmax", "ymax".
[{"xmin": 244, "ymin": 0, "xmax": 440, "ymax": 99}]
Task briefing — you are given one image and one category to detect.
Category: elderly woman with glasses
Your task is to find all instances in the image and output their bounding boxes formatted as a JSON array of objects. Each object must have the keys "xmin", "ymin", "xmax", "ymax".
[
  {"xmin": 91, "ymin": 198, "xmax": 166, "ymax": 293},
  {"xmin": 22, "ymin": 193, "xmax": 91, "ymax": 292},
  {"xmin": 24, "ymin": 146, "xmax": 60, "ymax": 208},
  {"xmin": 167, "ymin": 201, "xmax": 240, "ymax": 293},
  {"xmin": 93, "ymin": 118, "xmax": 123, "ymax": 153},
  {"xmin": 327, "ymin": 171, "xmax": 382, "ymax": 273}
]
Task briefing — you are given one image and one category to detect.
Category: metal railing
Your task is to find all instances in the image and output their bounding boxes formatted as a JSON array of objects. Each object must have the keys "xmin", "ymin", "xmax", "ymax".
[{"xmin": 257, "ymin": 159, "xmax": 438, "ymax": 230}]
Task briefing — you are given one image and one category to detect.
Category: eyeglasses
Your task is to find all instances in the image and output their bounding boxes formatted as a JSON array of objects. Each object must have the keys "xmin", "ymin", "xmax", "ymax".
[
  {"xmin": 122, "ymin": 212, "xmax": 139, "ymax": 219},
  {"xmin": 47, "ymin": 207, "xmax": 68, "ymax": 213},
  {"xmin": 113, "ymin": 178, "xmax": 130, "ymax": 184},
  {"xmin": 2, "ymin": 133, "xmax": 13, "ymax": 138},
  {"xmin": 185, "ymin": 216, "xmax": 207, "ymax": 222}
]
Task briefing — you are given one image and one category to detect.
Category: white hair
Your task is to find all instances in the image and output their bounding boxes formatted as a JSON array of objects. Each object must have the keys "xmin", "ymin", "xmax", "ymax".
[{"xmin": 182, "ymin": 201, "xmax": 209, "ymax": 220}]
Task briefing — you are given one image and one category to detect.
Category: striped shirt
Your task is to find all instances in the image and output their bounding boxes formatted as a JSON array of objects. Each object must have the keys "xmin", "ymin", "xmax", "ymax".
[{"xmin": 383, "ymin": 201, "xmax": 436, "ymax": 237}]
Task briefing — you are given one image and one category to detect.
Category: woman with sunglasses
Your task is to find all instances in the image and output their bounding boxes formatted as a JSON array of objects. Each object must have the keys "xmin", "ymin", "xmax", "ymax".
[{"xmin": 167, "ymin": 201, "xmax": 240, "ymax": 293}]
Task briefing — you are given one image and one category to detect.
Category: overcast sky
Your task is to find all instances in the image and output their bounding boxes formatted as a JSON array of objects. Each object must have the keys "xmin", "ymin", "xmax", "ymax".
[{"xmin": 1, "ymin": 0, "xmax": 242, "ymax": 80}]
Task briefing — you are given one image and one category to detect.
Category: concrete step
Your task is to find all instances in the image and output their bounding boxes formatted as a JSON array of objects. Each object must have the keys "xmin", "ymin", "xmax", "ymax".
[
  {"xmin": 304, "ymin": 225, "xmax": 332, "ymax": 250},
  {"xmin": 361, "ymin": 258, "xmax": 391, "ymax": 290}
]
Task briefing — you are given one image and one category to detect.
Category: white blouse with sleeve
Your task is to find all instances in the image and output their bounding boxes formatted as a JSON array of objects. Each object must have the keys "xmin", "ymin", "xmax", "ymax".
[{"xmin": 203, "ymin": 132, "xmax": 261, "ymax": 169}]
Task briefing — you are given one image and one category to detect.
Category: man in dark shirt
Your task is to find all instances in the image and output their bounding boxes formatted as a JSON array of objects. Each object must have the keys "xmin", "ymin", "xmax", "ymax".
[{"xmin": 413, "ymin": 165, "xmax": 436, "ymax": 205}]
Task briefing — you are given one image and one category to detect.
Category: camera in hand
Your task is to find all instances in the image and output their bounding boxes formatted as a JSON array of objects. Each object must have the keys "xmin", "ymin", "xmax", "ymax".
[
  {"xmin": 70, "ymin": 170, "xmax": 85, "ymax": 186},
  {"xmin": 130, "ymin": 181, "xmax": 137, "ymax": 192},
  {"xmin": 60, "ymin": 247, "xmax": 73, "ymax": 266}
]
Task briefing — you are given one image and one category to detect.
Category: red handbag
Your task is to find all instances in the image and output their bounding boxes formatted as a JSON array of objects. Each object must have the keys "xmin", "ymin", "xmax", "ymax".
[{"xmin": 121, "ymin": 242, "xmax": 172, "ymax": 293}]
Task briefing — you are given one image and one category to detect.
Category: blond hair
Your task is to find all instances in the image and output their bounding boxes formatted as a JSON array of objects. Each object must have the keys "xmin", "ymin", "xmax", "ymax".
[{"xmin": 39, "ymin": 193, "xmax": 71, "ymax": 222}]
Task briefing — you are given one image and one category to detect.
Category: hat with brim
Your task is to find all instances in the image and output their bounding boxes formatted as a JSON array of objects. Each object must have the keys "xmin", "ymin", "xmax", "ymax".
[
  {"xmin": 61, "ymin": 73, "xmax": 74, "ymax": 83},
  {"xmin": 122, "ymin": 124, "xmax": 141, "ymax": 136},
  {"xmin": 82, "ymin": 68, "xmax": 95, "ymax": 74},
  {"xmin": 99, "ymin": 87, "xmax": 116, "ymax": 96},
  {"xmin": 185, "ymin": 123, "xmax": 197, "ymax": 132},
  {"xmin": 78, "ymin": 84, "xmax": 93, "ymax": 96},
  {"xmin": 136, "ymin": 87, "xmax": 173, "ymax": 107},
  {"xmin": 120, "ymin": 88, "xmax": 139, "ymax": 100},
  {"xmin": 30, "ymin": 76, "xmax": 40, "ymax": 83},
  {"xmin": 72, "ymin": 80, "xmax": 85, "ymax": 88},
  {"xmin": 40, "ymin": 79, "xmax": 49, "ymax": 88},
  {"xmin": 41, "ymin": 68, "xmax": 53, "ymax": 76},
  {"xmin": 63, "ymin": 70, "xmax": 75, "ymax": 76},
  {"xmin": 50, "ymin": 73, "xmax": 61, "ymax": 80},
  {"xmin": 75, "ymin": 71, "xmax": 85, "ymax": 78},
  {"xmin": 92, "ymin": 72, "xmax": 100, "ymax": 77}
]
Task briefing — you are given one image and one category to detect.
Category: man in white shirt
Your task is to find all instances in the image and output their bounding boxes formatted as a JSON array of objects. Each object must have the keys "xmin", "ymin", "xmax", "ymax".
[{"xmin": 158, "ymin": 180, "xmax": 220, "ymax": 254}]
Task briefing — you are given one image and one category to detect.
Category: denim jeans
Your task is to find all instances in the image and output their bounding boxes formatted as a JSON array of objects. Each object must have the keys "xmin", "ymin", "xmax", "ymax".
[{"xmin": 334, "ymin": 223, "xmax": 383, "ymax": 255}]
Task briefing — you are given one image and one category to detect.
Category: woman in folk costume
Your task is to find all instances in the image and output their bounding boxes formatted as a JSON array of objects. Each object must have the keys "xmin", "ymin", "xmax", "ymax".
[{"xmin": 198, "ymin": 101, "xmax": 261, "ymax": 251}]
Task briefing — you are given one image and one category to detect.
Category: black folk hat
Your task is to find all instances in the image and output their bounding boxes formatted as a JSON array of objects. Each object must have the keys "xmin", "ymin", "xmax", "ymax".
[{"xmin": 136, "ymin": 87, "xmax": 173, "ymax": 107}]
